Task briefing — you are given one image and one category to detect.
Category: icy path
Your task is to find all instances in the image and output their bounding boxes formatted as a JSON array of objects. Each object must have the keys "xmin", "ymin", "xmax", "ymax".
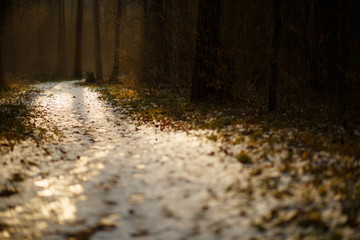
[{"xmin": 0, "ymin": 81, "xmax": 258, "ymax": 240}]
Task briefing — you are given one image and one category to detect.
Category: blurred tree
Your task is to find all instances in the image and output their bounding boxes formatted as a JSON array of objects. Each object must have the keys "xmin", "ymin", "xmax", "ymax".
[
  {"xmin": 33, "ymin": 0, "xmax": 56, "ymax": 79},
  {"xmin": 155, "ymin": 0, "xmax": 169, "ymax": 85},
  {"xmin": 109, "ymin": 0, "xmax": 122, "ymax": 83},
  {"xmin": 56, "ymin": 0, "xmax": 66, "ymax": 78},
  {"xmin": 140, "ymin": 0, "xmax": 151, "ymax": 86},
  {"xmin": 0, "ymin": 23, "xmax": 5, "ymax": 90},
  {"xmin": 191, "ymin": 0, "xmax": 224, "ymax": 101},
  {"xmin": 268, "ymin": 0, "xmax": 281, "ymax": 111},
  {"xmin": 316, "ymin": 0, "xmax": 352, "ymax": 126},
  {"xmin": 0, "ymin": 0, "xmax": 11, "ymax": 90},
  {"xmin": 176, "ymin": 0, "xmax": 191, "ymax": 87},
  {"xmin": 140, "ymin": 0, "xmax": 169, "ymax": 88},
  {"xmin": 0, "ymin": 8, "xmax": 5, "ymax": 89},
  {"xmin": 73, "ymin": 0, "xmax": 83, "ymax": 79},
  {"xmin": 93, "ymin": 0, "xmax": 103, "ymax": 81}
]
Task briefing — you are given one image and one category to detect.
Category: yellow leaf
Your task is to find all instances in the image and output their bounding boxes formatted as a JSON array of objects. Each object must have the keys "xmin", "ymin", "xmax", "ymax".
[{"xmin": 301, "ymin": 151, "xmax": 307, "ymax": 160}]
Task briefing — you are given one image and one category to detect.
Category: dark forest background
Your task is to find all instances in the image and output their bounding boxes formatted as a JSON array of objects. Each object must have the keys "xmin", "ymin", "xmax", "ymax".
[{"xmin": 0, "ymin": 0, "xmax": 359, "ymax": 127}]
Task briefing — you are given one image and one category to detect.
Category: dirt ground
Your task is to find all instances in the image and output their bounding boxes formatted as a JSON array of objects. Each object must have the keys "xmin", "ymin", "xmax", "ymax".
[{"xmin": 0, "ymin": 81, "xmax": 358, "ymax": 240}]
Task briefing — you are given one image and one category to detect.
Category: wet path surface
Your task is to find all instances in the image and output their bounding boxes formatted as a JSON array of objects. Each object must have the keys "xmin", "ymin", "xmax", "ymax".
[{"xmin": 0, "ymin": 81, "xmax": 256, "ymax": 240}]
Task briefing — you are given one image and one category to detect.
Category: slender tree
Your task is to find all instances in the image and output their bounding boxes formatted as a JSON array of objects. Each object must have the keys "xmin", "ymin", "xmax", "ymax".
[
  {"xmin": 155, "ymin": 0, "xmax": 169, "ymax": 85},
  {"xmin": 56, "ymin": 0, "xmax": 66, "ymax": 78},
  {"xmin": 140, "ymin": 0, "xmax": 152, "ymax": 87},
  {"xmin": 268, "ymin": 0, "xmax": 281, "ymax": 111},
  {"xmin": 191, "ymin": 0, "xmax": 222, "ymax": 102},
  {"xmin": 73, "ymin": 0, "xmax": 83, "ymax": 79},
  {"xmin": 0, "ymin": 0, "xmax": 10, "ymax": 90},
  {"xmin": 317, "ymin": 0, "xmax": 349, "ymax": 126},
  {"xmin": 0, "ymin": 32, "xmax": 5, "ymax": 90},
  {"xmin": 140, "ymin": 0, "xmax": 170, "ymax": 88},
  {"xmin": 34, "ymin": 1, "xmax": 56, "ymax": 79},
  {"xmin": 177, "ymin": 0, "xmax": 191, "ymax": 86},
  {"xmin": 93, "ymin": 0, "xmax": 103, "ymax": 81},
  {"xmin": 109, "ymin": 0, "xmax": 122, "ymax": 83}
]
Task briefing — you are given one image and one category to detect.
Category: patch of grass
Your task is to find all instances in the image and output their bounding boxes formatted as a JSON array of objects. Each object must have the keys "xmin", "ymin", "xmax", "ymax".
[
  {"xmin": 96, "ymin": 84, "xmax": 360, "ymax": 157},
  {"xmin": 97, "ymin": 85, "xmax": 193, "ymax": 130},
  {"xmin": 251, "ymin": 222, "xmax": 266, "ymax": 232},
  {"xmin": 297, "ymin": 210, "xmax": 328, "ymax": 232},
  {"xmin": 0, "ymin": 183, "xmax": 19, "ymax": 197},
  {"xmin": 207, "ymin": 134, "xmax": 218, "ymax": 141},
  {"xmin": 236, "ymin": 152, "xmax": 253, "ymax": 164},
  {"xmin": 0, "ymin": 84, "xmax": 38, "ymax": 153}
]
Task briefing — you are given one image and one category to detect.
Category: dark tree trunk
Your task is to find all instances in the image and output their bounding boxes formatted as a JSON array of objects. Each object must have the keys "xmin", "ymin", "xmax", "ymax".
[
  {"xmin": 140, "ymin": 0, "xmax": 168, "ymax": 88},
  {"xmin": 0, "ymin": 36, "xmax": 5, "ymax": 90},
  {"xmin": 177, "ymin": 0, "xmax": 191, "ymax": 87},
  {"xmin": 73, "ymin": 0, "xmax": 83, "ymax": 79},
  {"xmin": 56, "ymin": 0, "xmax": 66, "ymax": 78},
  {"xmin": 0, "ymin": 0, "xmax": 9, "ymax": 90},
  {"xmin": 156, "ymin": 0, "xmax": 169, "ymax": 85},
  {"xmin": 109, "ymin": 0, "xmax": 122, "ymax": 83},
  {"xmin": 191, "ymin": 0, "xmax": 222, "ymax": 102},
  {"xmin": 308, "ymin": 0, "xmax": 323, "ymax": 94},
  {"xmin": 35, "ymin": 1, "xmax": 56, "ymax": 80},
  {"xmin": 317, "ymin": 0, "xmax": 349, "ymax": 126},
  {"xmin": 140, "ymin": 0, "xmax": 150, "ymax": 85},
  {"xmin": 268, "ymin": 0, "xmax": 281, "ymax": 111},
  {"xmin": 93, "ymin": 0, "xmax": 103, "ymax": 81},
  {"xmin": 318, "ymin": 0, "xmax": 339, "ymax": 88}
]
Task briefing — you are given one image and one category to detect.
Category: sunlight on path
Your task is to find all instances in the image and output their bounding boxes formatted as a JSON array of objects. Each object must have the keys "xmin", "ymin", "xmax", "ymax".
[
  {"xmin": 0, "ymin": 81, "xmax": 255, "ymax": 240},
  {"xmin": 1, "ymin": 80, "xmax": 346, "ymax": 240}
]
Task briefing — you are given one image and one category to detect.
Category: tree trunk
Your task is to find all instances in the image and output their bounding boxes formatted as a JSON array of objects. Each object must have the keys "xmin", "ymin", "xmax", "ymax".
[
  {"xmin": 308, "ymin": 0, "xmax": 323, "ymax": 94},
  {"xmin": 177, "ymin": 0, "xmax": 191, "ymax": 87},
  {"xmin": 0, "ymin": 36, "xmax": 5, "ymax": 90},
  {"xmin": 93, "ymin": 0, "xmax": 103, "ymax": 81},
  {"xmin": 140, "ymin": 0, "xmax": 150, "ymax": 86},
  {"xmin": 73, "ymin": 0, "xmax": 83, "ymax": 79},
  {"xmin": 109, "ymin": 0, "xmax": 122, "ymax": 83},
  {"xmin": 0, "ymin": 1, "xmax": 8, "ymax": 89},
  {"xmin": 318, "ymin": 0, "xmax": 349, "ymax": 127},
  {"xmin": 268, "ymin": 0, "xmax": 281, "ymax": 111},
  {"xmin": 56, "ymin": 0, "xmax": 66, "ymax": 78},
  {"xmin": 140, "ymin": 0, "xmax": 170, "ymax": 88},
  {"xmin": 157, "ymin": 0, "xmax": 169, "ymax": 85},
  {"xmin": 191, "ymin": 0, "xmax": 222, "ymax": 102},
  {"xmin": 35, "ymin": 1, "xmax": 55, "ymax": 80}
]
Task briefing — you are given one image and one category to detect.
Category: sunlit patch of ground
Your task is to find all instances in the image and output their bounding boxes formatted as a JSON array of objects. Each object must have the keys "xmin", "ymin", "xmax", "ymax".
[
  {"xmin": 0, "ymin": 80, "xmax": 359, "ymax": 239},
  {"xmin": 97, "ymin": 83, "xmax": 360, "ymax": 239}
]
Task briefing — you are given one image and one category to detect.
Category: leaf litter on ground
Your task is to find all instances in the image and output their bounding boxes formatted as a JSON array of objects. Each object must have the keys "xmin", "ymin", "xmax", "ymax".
[
  {"xmin": 0, "ymin": 81, "xmax": 359, "ymax": 239},
  {"xmin": 96, "ymin": 83, "xmax": 360, "ymax": 239}
]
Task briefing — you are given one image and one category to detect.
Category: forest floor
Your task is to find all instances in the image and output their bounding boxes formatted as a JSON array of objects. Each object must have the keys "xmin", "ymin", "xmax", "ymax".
[{"xmin": 0, "ymin": 80, "xmax": 359, "ymax": 240}]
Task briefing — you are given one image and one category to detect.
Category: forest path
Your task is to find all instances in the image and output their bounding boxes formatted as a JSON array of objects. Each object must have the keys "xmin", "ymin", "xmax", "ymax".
[{"xmin": 0, "ymin": 81, "xmax": 255, "ymax": 240}]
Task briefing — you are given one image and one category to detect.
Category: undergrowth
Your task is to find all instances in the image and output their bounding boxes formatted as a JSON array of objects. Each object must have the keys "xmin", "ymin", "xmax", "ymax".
[
  {"xmin": 96, "ymin": 83, "xmax": 360, "ymax": 237},
  {"xmin": 0, "ymin": 84, "xmax": 38, "ymax": 153},
  {"xmin": 97, "ymin": 84, "xmax": 360, "ymax": 158}
]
